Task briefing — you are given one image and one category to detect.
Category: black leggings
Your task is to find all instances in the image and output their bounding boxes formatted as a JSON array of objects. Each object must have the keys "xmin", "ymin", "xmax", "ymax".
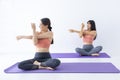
[{"xmin": 18, "ymin": 52, "xmax": 61, "ymax": 70}]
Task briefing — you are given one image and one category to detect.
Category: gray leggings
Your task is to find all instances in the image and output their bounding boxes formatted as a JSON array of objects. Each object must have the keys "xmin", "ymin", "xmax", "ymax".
[
  {"xmin": 18, "ymin": 52, "xmax": 61, "ymax": 70},
  {"xmin": 75, "ymin": 45, "xmax": 102, "ymax": 56}
]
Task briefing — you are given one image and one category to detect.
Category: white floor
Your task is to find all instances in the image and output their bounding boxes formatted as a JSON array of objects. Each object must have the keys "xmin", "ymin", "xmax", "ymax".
[{"xmin": 0, "ymin": 53, "xmax": 120, "ymax": 80}]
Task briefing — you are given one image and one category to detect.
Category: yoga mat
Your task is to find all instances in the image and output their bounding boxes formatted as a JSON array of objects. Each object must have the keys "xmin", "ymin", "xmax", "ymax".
[
  {"xmin": 4, "ymin": 62, "xmax": 120, "ymax": 73},
  {"xmin": 51, "ymin": 53, "xmax": 110, "ymax": 58}
]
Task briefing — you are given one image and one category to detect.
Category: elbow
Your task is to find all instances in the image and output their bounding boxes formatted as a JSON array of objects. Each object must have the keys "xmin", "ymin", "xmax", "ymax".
[
  {"xmin": 32, "ymin": 37, "xmax": 38, "ymax": 45},
  {"xmin": 33, "ymin": 41, "xmax": 38, "ymax": 46},
  {"xmin": 79, "ymin": 34, "xmax": 83, "ymax": 38},
  {"xmin": 80, "ymin": 35, "xmax": 82, "ymax": 38}
]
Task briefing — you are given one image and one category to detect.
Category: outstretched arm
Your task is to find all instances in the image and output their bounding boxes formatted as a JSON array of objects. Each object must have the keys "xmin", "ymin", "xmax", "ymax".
[
  {"xmin": 69, "ymin": 29, "xmax": 80, "ymax": 33},
  {"xmin": 16, "ymin": 23, "xmax": 38, "ymax": 45},
  {"xmin": 16, "ymin": 35, "xmax": 32, "ymax": 40},
  {"xmin": 37, "ymin": 31, "xmax": 53, "ymax": 39},
  {"xmin": 84, "ymin": 30, "xmax": 96, "ymax": 36},
  {"xmin": 69, "ymin": 23, "xmax": 85, "ymax": 38}
]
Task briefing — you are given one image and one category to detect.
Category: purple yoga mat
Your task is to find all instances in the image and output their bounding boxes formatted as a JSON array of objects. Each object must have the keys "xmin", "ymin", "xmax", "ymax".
[
  {"xmin": 51, "ymin": 53, "xmax": 110, "ymax": 58},
  {"xmin": 4, "ymin": 62, "xmax": 120, "ymax": 73}
]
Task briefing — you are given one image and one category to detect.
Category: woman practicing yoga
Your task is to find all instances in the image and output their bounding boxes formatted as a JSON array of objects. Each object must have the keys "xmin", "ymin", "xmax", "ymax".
[
  {"xmin": 16, "ymin": 18, "xmax": 60, "ymax": 70},
  {"xmin": 69, "ymin": 20, "xmax": 102, "ymax": 56}
]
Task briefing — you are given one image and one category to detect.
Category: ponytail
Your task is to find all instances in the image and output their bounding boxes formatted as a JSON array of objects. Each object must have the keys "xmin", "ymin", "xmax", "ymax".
[
  {"xmin": 41, "ymin": 18, "xmax": 54, "ymax": 44},
  {"xmin": 48, "ymin": 26, "xmax": 53, "ymax": 44},
  {"xmin": 48, "ymin": 26, "xmax": 52, "ymax": 31}
]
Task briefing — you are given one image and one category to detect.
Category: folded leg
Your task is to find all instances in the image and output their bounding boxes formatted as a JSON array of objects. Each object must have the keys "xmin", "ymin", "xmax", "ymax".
[
  {"xmin": 18, "ymin": 59, "xmax": 39, "ymax": 70},
  {"xmin": 75, "ymin": 47, "xmax": 89, "ymax": 56},
  {"xmin": 89, "ymin": 46, "xmax": 103, "ymax": 55},
  {"xmin": 41, "ymin": 59, "xmax": 61, "ymax": 69}
]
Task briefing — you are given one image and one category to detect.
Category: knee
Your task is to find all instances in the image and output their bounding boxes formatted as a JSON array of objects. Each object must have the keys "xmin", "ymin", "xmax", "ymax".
[
  {"xmin": 47, "ymin": 59, "xmax": 61, "ymax": 68},
  {"xmin": 96, "ymin": 46, "xmax": 103, "ymax": 51},
  {"xmin": 52, "ymin": 59, "xmax": 61, "ymax": 66},
  {"xmin": 75, "ymin": 48, "xmax": 81, "ymax": 53},
  {"xmin": 18, "ymin": 62, "xmax": 24, "ymax": 69}
]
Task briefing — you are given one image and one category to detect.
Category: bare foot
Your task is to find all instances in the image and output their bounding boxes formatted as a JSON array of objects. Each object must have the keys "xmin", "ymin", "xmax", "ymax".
[
  {"xmin": 33, "ymin": 61, "xmax": 41, "ymax": 66},
  {"xmin": 34, "ymin": 61, "xmax": 54, "ymax": 70},
  {"xmin": 38, "ymin": 66, "xmax": 54, "ymax": 70},
  {"xmin": 91, "ymin": 53, "xmax": 99, "ymax": 56},
  {"xmin": 45, "ymin": 67, "xmax": 54, "ymax": 70}
]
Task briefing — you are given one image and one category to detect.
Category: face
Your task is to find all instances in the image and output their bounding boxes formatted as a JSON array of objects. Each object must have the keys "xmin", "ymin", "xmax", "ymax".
[
  {"xmin": 39, "ymin": 22, "xmax": 48, "ymax": 31},
  {"xmin": 87, "ymin": 22, "xmax": 91, "ymax": 30}
]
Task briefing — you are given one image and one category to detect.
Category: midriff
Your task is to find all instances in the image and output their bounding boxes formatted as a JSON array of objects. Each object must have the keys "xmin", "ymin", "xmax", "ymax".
[
  {"xmin": 35, "ymin": 38, "xmax": 51, "ymax": 52},
  {"xmin": 36, "ymin": 47, "xmax": 49, "ymax": 52},
  {"xmin": 83, "ymin": 42, "xmax": 93, "ymax": 45}
]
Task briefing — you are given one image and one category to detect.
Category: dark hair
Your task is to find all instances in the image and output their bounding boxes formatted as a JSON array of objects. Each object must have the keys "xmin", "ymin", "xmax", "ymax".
[
  {"xmin": 41, "ymin": 18, "xmax": 53, "ymax": 44},
  {"xmin": 87, "ymin": 20, "xmax": 97, "ymax": 40}
]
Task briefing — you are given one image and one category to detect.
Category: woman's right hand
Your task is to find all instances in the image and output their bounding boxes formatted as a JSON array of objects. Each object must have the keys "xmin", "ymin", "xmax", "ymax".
[
  {"xmin": 69, "ymin": 29, "xmax": 75, "ymax": 33},
  {"xmin": 16, "ymin": 35, "xmax": 23, "ymax": 40}
]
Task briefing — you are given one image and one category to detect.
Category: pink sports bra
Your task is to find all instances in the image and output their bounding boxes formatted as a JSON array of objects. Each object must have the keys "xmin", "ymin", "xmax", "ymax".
[
  {"xmin": 83, "ymin": 34, "xmax": 94, "ymax": 43},
  {"xmin": 36, "ymin": 38, "xmax": 51, "ymax": 48}
]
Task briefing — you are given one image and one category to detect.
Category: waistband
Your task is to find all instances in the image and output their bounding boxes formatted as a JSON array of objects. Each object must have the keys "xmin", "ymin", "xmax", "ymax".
[
  {"xmin": 83, "ymin": 44, "xmax": 93, "ymax": 46},
  {"xmin": 34, "ymin": 52, "xmax": 51, "ymax": 59}
]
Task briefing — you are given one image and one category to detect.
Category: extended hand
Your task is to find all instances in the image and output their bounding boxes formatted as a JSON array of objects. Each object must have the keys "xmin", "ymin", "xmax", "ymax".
[
  {"xmin": 16, "ymin": 35, "xmax": 23, "ymax": 40},
  {"xmin": 69, "ymin": 29, "xmax": 75, "ymax": 33}
]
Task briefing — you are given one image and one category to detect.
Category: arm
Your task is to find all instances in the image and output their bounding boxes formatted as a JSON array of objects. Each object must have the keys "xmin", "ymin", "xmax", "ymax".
[
  {"xmin": 37, "ymin": 31, "xmax": 53, "ymax": 39},
  {"xmin": 69, "ymin": 29, "xmax": 80, "ymax": 33},
  {"xmin": 79, "ymin": 23, "xmax": 85, "ymax": 38},
  {"xmin": 84, "ymin": 31, "xmax": 96, "ymax": 36},
  {"xmin": 31, "ymin": 23, "xmax": 38, "ymax": 45},
  {"xmin": 69, "ymin": 23, "xmax": 85, "ymax": 38},
  {"xmin": 16, "ymin": 35, "xmax": 32, "ymax": 40}
]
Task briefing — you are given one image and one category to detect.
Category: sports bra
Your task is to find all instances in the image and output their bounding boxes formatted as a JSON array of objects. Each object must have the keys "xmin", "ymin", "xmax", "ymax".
[
  {"xmin": 83, "ymin": 34, "xmax": 94, "ymax": 43},
  {"xmin": 36, "ymin": 38, "xmax": 51, "ymax": 48}
]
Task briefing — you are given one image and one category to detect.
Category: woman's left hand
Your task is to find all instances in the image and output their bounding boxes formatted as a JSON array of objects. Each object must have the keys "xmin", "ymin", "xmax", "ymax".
[
  {"xmin": 31, "ymin": 23, "xmax": 36, "ymax": 31},
  {"xmin": 16, "ymin": 35, "xmax": 23, "ymax": 40}
]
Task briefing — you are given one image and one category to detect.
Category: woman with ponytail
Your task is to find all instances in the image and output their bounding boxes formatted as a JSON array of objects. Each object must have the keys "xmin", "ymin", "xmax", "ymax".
[
  {"xmin": 16, "ymin": 18, "xmax": 60, "ymax": 70},
  {"xmin": 69, "ymin": 20, "xmax": 102, "ymax": 56}
]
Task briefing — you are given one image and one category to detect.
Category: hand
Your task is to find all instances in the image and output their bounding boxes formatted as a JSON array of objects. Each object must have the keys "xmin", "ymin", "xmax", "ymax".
[
  {"xmin": 16, "ymin": 35, "xmax": 23, "ymax": 40},
  {"xmin": 81, "ymin": 23, "xmax": 85, "ymax": 29},
  {"xmin": 69, "ymin": 29, "xmax": 75, "ymax": 33},
  {"xmin": 31, "ymin": 23, "xmax": 36, "ymax": 31}
]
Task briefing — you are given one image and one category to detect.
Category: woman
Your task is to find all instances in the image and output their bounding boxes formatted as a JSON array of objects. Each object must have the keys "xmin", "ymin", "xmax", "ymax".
[
  {"xmin": 69, "ymin": 20, "xmax": 102, "ymax": 56},
  {"xmin": 16, "ymin": 18, "xmax": 61, "ymax": 70}
]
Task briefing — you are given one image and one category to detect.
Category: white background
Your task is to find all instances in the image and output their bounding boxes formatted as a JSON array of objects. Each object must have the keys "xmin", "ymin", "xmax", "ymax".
[
  {"xmin": 0, "ymin": 0, "xmax": 120, "ymax": 55},
  {"xmin": 0, "ymin": 0, "xmax": 120, "ymax": 80}
]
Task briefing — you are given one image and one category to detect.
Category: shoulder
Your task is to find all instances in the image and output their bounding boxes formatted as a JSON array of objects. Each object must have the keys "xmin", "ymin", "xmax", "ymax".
[{"xmin": 45, "ymin": 31, "xmax": 53, "ymax": 37}]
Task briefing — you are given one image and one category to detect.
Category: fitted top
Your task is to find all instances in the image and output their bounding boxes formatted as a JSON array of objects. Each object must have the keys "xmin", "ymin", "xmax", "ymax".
[
  {"xmin": 83, "ymin": 34, "xmax": 95, "ymax": 43},
  {"xmin": 36, "ymin": 38, "xmax": 51, "ymax": 48}
]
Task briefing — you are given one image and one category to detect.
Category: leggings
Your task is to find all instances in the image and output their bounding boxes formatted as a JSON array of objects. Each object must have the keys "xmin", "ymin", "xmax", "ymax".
[
  {"xmin": 18, "ymin": 52, "xmax": 61, "ymax": 70},
  {"xmin": 75, "ymin": 44, "xmax": 103, "ymax": 56}
]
